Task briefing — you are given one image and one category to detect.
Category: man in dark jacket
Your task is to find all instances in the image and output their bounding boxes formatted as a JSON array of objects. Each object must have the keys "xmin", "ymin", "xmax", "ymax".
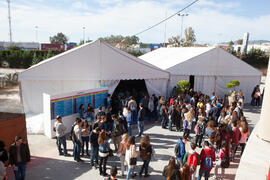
[
  {"xmin": 136, "ymin": 103, "xmax": 145, "ymax": 138},
  {"xmin": 90, "ymin": 127, "xmax": 100, "ymax": 169},
  {"xmin": 9, "ymin": 136, "xmax": 30, "ymax": 180}
]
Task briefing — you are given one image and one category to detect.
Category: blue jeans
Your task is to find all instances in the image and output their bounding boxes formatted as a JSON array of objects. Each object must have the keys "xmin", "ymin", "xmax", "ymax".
[
  {"xmin": 57, "ymin": 136, "xmax": 67, "ymax": 155},
  {"xmin": 161, "ymin": 116, "xmax": 167, "ymax": 128},
  {"xmin": 168, "ymin": 119, "xmax": 173, "ymax": 131},
  {"xmin": 73, "ymin": 142, "xmax": 81, "ymax": 160},
  {"xmin": 138, "ymin": 121, "xmax": 144, "ymax": 136},
  {"xmin": 126, "ymin": 167, "xmax": 135, "ymax": 180},
  {"xmin": 128, "ymin": 124, "xmax": 132, "ymax": 137},
  {"xmin": 14, "ymin": 163, "xmax": 26, "ymax": 180},
  {"xmin": 140, "ymin": 157, "xmax": 151, "ymax": 175},
  {"xmin": 82, "ymin": 136, "xmax": 89, "ymax": 154},
  {"xmin": 90, "ymin": 145, "xmax": 99, "ymax": 166},
  {"xmin": 197, "ymin": 168, "xmax": 210, "ymax": 180}
]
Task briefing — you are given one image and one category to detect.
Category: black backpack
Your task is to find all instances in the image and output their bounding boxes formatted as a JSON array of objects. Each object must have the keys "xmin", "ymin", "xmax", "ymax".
[{"xmin": 174, "ymin": 142, "xmax": 181, "ymax": 157}]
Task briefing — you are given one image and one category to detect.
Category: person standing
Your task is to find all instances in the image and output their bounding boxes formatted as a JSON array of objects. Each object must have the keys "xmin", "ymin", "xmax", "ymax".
[
  {"xmin": 231, "ymin": 121, "xmax": 241, "ymax": 161},
  {"xmin": 148, "ymin": 97, "xmax": 154, "ymax": 121},
  {"xmin": 78, "ymin": 104, "xmax": 85, "ymax": 119},
  {"xmin": 137, "ymin": 103, "xmax": 145, "ymax": 138},
  {"xmin": 162, "ymin": 156, "xmax": 180, "ymax": 180},
  {"xmin": 127, "ymin": 108, "xmax": 133, "ymax": 137},
  {"xmin": 98, "ymin": 131, "xmax": 110, "ymax": 176},
  {"xmin": 125, "ymin": 136, "xmax": 138, "ymax": 180},
  {"xmin": 55, "ymin": 115, "xmax": 69, "ymax": 156},
  {"xmin": 128, "ymin": 96, "xmax": 137, "ymax": 123},
  {"xmin": 81, "ymin": 120, "xmax": 91, "ymax": 156},
  {"xmin": 198, "ymin": 141, "xmax": 216, "ymax": 180},
  {"xmin": 139, "ymin": 135, "xmax": 152, "ymax": 177},
  {"xmin": 73, "ymin": 118, "xmax": 83, "ymax": 162},
  {"xmin": 9, "ymin": 136, "xmax": 30, "ymax": 180},
  {"xmin": 118, "ymin": 133, "xmax": 128, "ymax": 176},
  {"xmin": 0, "ymin": 140, "xmax": 8, "ymax": 180},
  {"xmin": 90, "ymin": 127, "xmax": 100, "ymax": 169},
  {"xmin": 174, "ymin": 136, "xmax": 188, "ymax": 167},
  {"xmin": 112, "ymin": 114, "xmax": 123, "ymax": 152},
  {"xmin": 195, "ymin": 117, "xmax": 206, "ymax": 148},
  {"xmin": 183, "ymin": 143, "xmax": 200, "ymax": 180}
]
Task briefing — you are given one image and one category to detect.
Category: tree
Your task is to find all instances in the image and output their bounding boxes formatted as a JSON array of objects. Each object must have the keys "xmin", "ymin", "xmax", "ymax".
[
  {"xmin": 168, "ymin": 36, "xmax": 183, "ymax": 47},
  {"xmin": 228, "ymin": 41, "xmax": 234, "ymax": 46},
  {"xmin": 183, "ymin": 27, "xmax": 196, "ymax": 47},
  {"xmin": 237, "ymin": 39, "xmax": 243, "ymax": 45},
  {"xmin": 98, "ymin": 35, "xmax": 139, "ymax": 46},
  {"xmin": 50, "ymin": 32, "xmax": 68, "ymax": 44}
]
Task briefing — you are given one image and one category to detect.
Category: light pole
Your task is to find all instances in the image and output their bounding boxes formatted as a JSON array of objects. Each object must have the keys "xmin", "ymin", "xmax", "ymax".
[
  {"xmin": 35, "ymin": 26, "xmax": 38, "ymax": 42},
  {"xmin": 177, "ymin": 13, "xmax": 189, "ymax": 41},
  {"xmin": 83, "ymin": 27, "xmax": 85, "ymax": 43}
]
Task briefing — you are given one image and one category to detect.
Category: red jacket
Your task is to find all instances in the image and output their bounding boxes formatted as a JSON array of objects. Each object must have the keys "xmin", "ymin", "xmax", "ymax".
[
  {"xmin": 232, "ymin": 127, "xmax": 241, "ymax": 144},
  {"xmin": 200, "ymin": 148, "xmax": 216, "ymax": 171}
]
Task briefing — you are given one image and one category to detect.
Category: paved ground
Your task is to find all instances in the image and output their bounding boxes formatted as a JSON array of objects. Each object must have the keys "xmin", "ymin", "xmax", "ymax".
[{"xmin": 5, "ymin": 105, "xmax": 261, "ymax": 180}]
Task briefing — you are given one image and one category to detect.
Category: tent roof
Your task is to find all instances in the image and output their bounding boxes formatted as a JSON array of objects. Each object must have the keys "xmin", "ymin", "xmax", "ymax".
[
  {"xmin": 139, "ymin": 47, "xmax": 262, "ymax": 76},
  {"xmin": 19, "ymin": 40, "xmax": 169, "ymax": 81}
]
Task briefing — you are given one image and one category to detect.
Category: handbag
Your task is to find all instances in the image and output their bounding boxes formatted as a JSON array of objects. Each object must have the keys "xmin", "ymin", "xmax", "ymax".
[{"xmin": 129, "ymin": 157, "xmax": 137, "ymax": 165}]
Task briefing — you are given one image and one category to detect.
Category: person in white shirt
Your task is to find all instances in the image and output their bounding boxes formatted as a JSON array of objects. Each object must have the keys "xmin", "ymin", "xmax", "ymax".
[
  {"xmin": 73, "ymin": 118, "xmax": 83, "ymax": 162},
  {"xmin": 55, "ymin": 115, "xmax": 69, "ymax": 156}
]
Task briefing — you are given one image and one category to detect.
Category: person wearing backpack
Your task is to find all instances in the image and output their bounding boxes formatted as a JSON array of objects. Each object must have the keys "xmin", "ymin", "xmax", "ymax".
[
  {"xmin": 195, "ymin": 117, "xmax": 206, "ymax": 148},
  {"xmin": 112, "ymin": 114, "xmax": 123, "ymax": 152},
  {"xmin": 183, "ymin": 142, "xmax": 200, "ymax": 180},
  {"xmin": 174, "ymin": 135, "xmax": 188, "ymax": 167},
  {"xmin": 214, "ymin": 142, "xmax": 230, "ymax": 180},
  {"xmin": 198, "ymin": 141, "xmax": 216, "ymax": 180}
]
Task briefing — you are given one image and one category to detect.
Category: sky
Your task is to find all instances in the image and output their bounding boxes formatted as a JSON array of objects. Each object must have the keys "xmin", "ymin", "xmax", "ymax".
[{"xmin": 0, "ymin": 0, "xmax": 270, "ymax": 44}]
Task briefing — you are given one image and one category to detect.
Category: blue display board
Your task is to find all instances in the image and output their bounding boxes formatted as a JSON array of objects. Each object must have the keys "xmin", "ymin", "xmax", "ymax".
[{"xmin": 51, "ymin": 89, "xmax": 108, "ymax": 119}]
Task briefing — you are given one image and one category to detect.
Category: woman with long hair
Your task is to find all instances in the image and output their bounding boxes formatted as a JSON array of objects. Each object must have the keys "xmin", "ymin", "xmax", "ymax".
[
  {"xmin": 81, "ymin": 120, "xmax": 90, "ymax": 156},
  {"xmin": 180, "ymin": 163, "xmax": 191, "ymax": 180},
  {"xmin": 239, "ymin": 121, "xmax": 250, "ymax": 156},
  {"xmin": 98, "ymin": 131, "xmax": 110, "ymax": 176},
  {"xmin": 139, "ymin": 135, "xmax": 152, "ymax": 177},
  {"xmin": 118, "ymin": 133, "xmax": 128, "ymax": 176},
  {"xmin": 125, "ymin": 136, "xmax": 137, "ymax": 180},
  {"xmin": 162, "ymin": 156, "xmax": 180, "ymax": 180},
  {"xmin": 78, "ymin": 104, "xmax": 85, "ymax": 119}
]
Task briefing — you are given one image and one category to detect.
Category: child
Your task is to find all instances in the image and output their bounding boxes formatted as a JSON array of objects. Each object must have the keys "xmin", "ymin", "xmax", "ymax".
[
  {"xmin": 183, "ymin": 143, "xmax": 200, "ymax": 180},
  {"xmin": 183, "ymin": 111, "xmax": 192, "ymax": 138},
  {"xmin": 104, "ymin": 166, "xmax": 118, "ymax": 180},
  {"xmin": 214, "ymin": 142, "xmax": 230, "ymax": 180}
]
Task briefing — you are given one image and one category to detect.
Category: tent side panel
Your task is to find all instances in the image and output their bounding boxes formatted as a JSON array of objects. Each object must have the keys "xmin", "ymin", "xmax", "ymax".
[
  {"xmin": 169, "ymin": 75, "xmax": 189, "ymax": 96},
  {"xmin": 145, "ymin": 79, "xmax": 167, "ymax": 97}
]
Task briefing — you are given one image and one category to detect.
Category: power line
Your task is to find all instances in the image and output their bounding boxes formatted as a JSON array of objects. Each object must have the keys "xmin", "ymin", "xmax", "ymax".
[{"xmin": 133, "ymin": 0, "xmax": 199, "ymax": 37}]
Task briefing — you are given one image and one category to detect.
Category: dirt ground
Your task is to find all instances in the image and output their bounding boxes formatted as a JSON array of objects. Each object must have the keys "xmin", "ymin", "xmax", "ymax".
[{"xmin": 0, "ymin": 85, "xmax": 23, "ymax": 114}]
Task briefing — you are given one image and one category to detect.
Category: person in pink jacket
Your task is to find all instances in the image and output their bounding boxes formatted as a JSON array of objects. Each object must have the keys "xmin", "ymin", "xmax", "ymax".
[{"xmin": 214, "ymin": 143, "xmax": 230, "ymax": 180}]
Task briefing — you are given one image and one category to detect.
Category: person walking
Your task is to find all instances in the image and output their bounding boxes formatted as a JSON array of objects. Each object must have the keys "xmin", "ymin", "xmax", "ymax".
[
  {"xmin": 98, "ymin": 131, "xmax": 110, "ymax": 176},
  {"xmin": 125, "ymin": 136, "xmax": 138, "ymax": 180},
  {"xmin": 239, "ymin": 121, "xmax": 250, "ymax": 156},
  {"xmin": 137, "ymin": 103, "xmax": 145, "ymax": 138},
  {"xmin": 9, "ymin": 136, "xmax": 31, "ymax": 180},
  {"xmin": 118, "ymin": 133, "xmax": 128, "ymax": 176},
  {"xmin": 139, "ymin": 135, "xmax": 152, "ymax": 177},
  {"xmin": 231, "ymin": 121, "xmax": 241, "ymax": 161},
  {"xmin": 198, "ymin": 141, "xmax": 216, "ymax": 180},
  {"xmin": 90, "ymin": 127, "xmax": 100, "ymax": 169},
  {"xmin": 55, "ymin": 115, "xmax": 69, "ymax": 156},
  {"xmin": 214, "ymin": 142, "xmax": 230, "ymax": 180}
]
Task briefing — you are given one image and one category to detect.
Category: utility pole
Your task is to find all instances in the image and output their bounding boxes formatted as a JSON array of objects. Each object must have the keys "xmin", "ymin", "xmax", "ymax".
[
  {"xmin": 7, "ymin": 0, "xmax": 13, "ymax": 43},
  {"xmin": 178, "ymin": 13, "xmax": 189, "ymax": 41},
  {"xmin": 83, "ymin": 27, "xmax": 85, "ymax": 43},
  {"xmin": 35, "ymin": 26, "xmax": 38, "ymax": 42}
]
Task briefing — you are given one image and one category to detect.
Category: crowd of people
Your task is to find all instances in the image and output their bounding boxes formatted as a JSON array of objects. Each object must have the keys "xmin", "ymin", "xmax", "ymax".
[
  {"xmin": 0, "ymin": 85, "xmax": 254, "ymax": 180},
  {"xmin": 160, "ymin": 88, "xmax": 250, "ymax": 180}
]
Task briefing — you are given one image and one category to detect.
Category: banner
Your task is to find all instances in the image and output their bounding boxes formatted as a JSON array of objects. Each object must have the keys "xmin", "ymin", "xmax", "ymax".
[{"xmin": 50, "ymin": 87, "xmax": 108, "ymax": 120}]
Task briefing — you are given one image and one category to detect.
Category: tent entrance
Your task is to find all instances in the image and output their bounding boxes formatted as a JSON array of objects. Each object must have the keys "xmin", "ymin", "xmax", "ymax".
[
  {"xmin": 189, "ymin": 75, "xmax": 195, "ymax": 89},
  {"xmin": 112, "ymin": 79, "xmax": 148, "ymax": 100}
]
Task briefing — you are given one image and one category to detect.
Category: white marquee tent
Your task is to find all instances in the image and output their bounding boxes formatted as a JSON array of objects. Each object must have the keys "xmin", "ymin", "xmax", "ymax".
[
  {"xmin": 19, "ymin": 40, "xmax": 169, "ymax": 115},
  {"xmin": 139, "ymin": 47, "xmax": 262, "ymax": 103}
]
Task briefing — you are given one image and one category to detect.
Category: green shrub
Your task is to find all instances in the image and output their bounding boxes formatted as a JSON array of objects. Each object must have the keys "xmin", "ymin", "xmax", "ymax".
[{"xmin": 177, "ymin": 80, "xmax": 190, "ymax": 89}]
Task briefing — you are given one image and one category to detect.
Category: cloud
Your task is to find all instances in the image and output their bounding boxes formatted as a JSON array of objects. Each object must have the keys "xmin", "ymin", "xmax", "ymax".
[{"xmin": 0, "ymin": 0, "xmax": 269, "ymax": 44}]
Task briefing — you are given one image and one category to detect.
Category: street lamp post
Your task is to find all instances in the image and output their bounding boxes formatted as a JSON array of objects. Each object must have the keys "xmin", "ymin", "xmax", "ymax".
[
  {"xmin": 83, "ymin": 27, "xmax": 85, "ymax": 43},
  {"xmin": 35, "ymin": 26, "xmax": 38, "ymax": 42},
  {"xmin": 177, "ymin": 13, "xmax": 189, "ymax": 42}
]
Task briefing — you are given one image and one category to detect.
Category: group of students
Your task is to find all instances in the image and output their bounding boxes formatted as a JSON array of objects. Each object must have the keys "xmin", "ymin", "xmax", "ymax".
[
  {"xmin": 0, "ymin": 136, "xmax": 31, "ymax": 180},
  {"xmin": 159, "ymin": 89, "xmax": 250, "ymax": 180},
  {"xmin": 54, "ymin": 95, "xmax": 157, "ymax": 180}
]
